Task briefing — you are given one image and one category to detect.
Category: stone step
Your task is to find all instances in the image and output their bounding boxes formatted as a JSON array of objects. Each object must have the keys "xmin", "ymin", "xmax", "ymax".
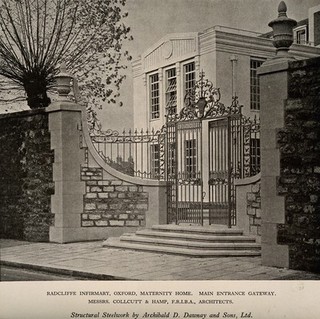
[
  {"xmin": 103, "ymin": 238, "xmax": 261, "ymax": 257},
  {"xmin": 119, "ymin": 234, "xmax": 261, "ymax": 250},
  {"xmin": 135, "ymin": 230, "xmax": 257, "ymax": 243},
  {"xmin": 151, "ymin": 224, "xmax": 244, "ymax": 236}
]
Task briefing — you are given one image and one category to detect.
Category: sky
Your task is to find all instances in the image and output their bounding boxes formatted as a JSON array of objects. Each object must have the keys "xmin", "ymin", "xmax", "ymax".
[
  {"xmin": 124, "ymin": 0, "xmax": 319, "ymax": 60},
  {"xmin": 98, "ymin": 0, "xmax": 320, "ymax": 130}
]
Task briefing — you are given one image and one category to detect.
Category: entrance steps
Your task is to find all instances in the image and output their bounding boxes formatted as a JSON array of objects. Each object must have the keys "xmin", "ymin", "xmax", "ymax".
[{"xmin": 102, "ymin": 225, "xmax": 261, "ymax": 257}]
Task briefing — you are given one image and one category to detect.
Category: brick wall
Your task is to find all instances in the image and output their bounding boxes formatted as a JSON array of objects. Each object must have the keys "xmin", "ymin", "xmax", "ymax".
[
  {"xmin": 276, "ymin": 57, "xmax": 320, "ymax": 273},
  {"xmin": 0, "ymin": 109, "xmax": 54, "ymax": 241},
  {"xmin": 81, "ymin": 166, "xmax": 147, "ymax": 228}
]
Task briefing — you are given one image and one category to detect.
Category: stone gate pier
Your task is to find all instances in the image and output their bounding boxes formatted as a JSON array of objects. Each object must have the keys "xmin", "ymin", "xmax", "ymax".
[
  {"xmin": 258, "ymin": 2, "xmax": 320, "ymax": 272},
  {"xmin": 47, "ymin": 96, "xmax": 168, "ymax": 243}
]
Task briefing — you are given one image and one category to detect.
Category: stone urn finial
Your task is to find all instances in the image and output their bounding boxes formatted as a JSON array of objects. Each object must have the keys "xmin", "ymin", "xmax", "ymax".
[
  {"xmin": 268, "ymin": 1, "xmax": 297, "ymax": 57},
  {"xmin": 55, "ymin": 62, "xmax": 72, "ymax": 99}
]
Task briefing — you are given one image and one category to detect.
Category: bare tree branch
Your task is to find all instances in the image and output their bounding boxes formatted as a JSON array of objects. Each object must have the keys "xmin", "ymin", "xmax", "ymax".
[{"xmin": 0, "ymin": 0, "xmax": 132, "ymax": 112}]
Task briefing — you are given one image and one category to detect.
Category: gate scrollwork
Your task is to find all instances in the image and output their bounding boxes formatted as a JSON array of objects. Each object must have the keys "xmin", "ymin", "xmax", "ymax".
[{"xmin": 167, "ymin": 72, "xmax": 243, "ymax": 122}]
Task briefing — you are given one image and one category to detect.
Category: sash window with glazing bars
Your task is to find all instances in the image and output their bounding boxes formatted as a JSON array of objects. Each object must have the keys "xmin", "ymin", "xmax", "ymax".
[
  {"xmin": 294, "ymin": 27, "xmax": 307, "ymax": 45},
  {"xmin": 166, "ymin": 68, "xmax": 177, "ymax": 115},
  {"xmin": 296, "ymin": 29, "xmax": 306, "ymax": 44},
  {"xmin": 250, "ymin": 137, "xmax": 260, "ymax": 175},
  {"xmin": 184, "ymin": 62, "xmax": 195, "ymax": 101},
  {"xmin": 150, "ymin": 74, "xmax": 160, "ymax": 119},
  {"xmin": 250, "ymin": 59, "xmax": 264, "ymax": 110},
  {"xmin": 185, "ymin": 139, "xmax": 197, "ymax": 179},
  {"xmin": 151, "ymin": 144, "xmax": 160, "ymax": 178}
]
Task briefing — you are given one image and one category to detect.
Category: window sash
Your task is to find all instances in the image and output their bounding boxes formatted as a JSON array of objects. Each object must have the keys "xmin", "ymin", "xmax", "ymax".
[
  {"xmin": 184, "ymin": 139, "xmax": 197, "ymax": 178},
  {"xmin": 250, "ymin": 138, "xmax": 260, "ymax": 175},
  {"xmin": 184, "ymin": 62, "xmax": 195, "ymax": 98},
  {"xmin": 166, "ymin": 68, "xmax": 177, "ymax": 114},
  {"xmin": 150, "ymin": 74, "xmax": 159, "ymax": 119},
  {"xmin": 296, "ymin": 29, "xmax": 306, "ymax": 44},
  {"xmin": 250, "ymin": 59, "xmax": 264, "ymax": 110},
  {"xmin": 150, "ymin": 144, "xmax": 160, "ymax": 178}
]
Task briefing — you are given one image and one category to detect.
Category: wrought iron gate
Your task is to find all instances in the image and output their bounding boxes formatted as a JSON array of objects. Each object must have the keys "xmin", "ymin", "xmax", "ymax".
[
  {"xmin": 207, "ymin": 115, "xmax": 246, "ymax": 226},
  {"xmin": 166, "ymin": 119, "xmax": 204, "ymax": 225},
  {"xmin": 90, "ymin": 72, "xmax": 260, "ymax": 228},
  {"xmin": 165, "ymin": 73, "xmax": 258, "ymax": 227},
  {"xmin": 208, "ymin": 118, "xmax": 232, "ymax": 226}
]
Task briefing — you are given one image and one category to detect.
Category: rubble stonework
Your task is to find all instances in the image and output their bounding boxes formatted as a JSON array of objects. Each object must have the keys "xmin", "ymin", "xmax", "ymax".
[
  {"xmin": 246, "ymin": 182, "xmax": 262, "ymax": 237},
  {"xmin": 81, "ymin": 167, "xmax": 147, "ymax": 227},
  {"xmin": 276, "ymin": 56, "xmax": 320, "ymax": 273},
  {"xmin": 0, "ymin": 109, "xmax": 54, "ymax": 241}
]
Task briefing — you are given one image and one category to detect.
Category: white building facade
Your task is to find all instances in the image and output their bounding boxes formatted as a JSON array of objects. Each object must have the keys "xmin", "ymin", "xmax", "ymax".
[{"xmin": 132, "ymin": 12, "xmax": 320, "ymax": 131}]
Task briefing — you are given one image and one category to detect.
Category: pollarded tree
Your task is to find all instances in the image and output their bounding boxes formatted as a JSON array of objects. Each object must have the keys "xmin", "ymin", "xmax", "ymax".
[{"xmin": 0, "ymin": 0, "xmax": 132, "ymax": 110}]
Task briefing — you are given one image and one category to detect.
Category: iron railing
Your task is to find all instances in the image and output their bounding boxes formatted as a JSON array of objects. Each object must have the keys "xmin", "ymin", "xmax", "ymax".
[
  {"xmin": 90, "ymin": 127, "xmax": 166, "ymax": 180},
  {"xmin": 89, "ymin": 116, "xmax": 260, "ymax": 181}
]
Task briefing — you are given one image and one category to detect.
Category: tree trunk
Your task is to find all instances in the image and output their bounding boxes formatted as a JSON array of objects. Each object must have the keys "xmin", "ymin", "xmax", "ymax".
[{"xmin": 24, "ymin": 77, "xmax": 51, "ymax": 109}]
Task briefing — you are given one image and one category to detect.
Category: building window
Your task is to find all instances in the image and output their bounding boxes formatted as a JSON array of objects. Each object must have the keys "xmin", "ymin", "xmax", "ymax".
[
  {"xmin": 184, "ymin": 62, "xmax": 195, "ymax": 99},
  {"xmin": 250, "ymin": 59, "xmax": 264, "ymax": 110},
  {"xmin": 185, "ymin": 139, "xmax": 197, "ymax": 178},
  {"xmin": 150, "ymin": 73, "xmax": 159, "ymax": 119},
  {"xmin": 167, "ymin": 142, "xmax": 175, "ymax": 177},
  {"xmin": 151, "ymin": 144, "xmax": 160, "ymax": 178},
  {"xmin": 315, "ymin": 12, "xmax": 320, "ymax": 46},
  {"xmin": 250, "ymin": 138, "xmax": 260, "ymax": 175},
  {"xmin": 296, "ymin": 28, "xmax": 307, "ymax": 45},
  {"xmin": 165, "ymin": 68, "xmax": 177, "ymax": 115}
]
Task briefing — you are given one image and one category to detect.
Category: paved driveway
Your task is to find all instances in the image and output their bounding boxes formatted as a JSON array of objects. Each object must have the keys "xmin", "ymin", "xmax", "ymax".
[{"xmin": 1, "ymin": 239, "xmax": 319, "ymax": 280}]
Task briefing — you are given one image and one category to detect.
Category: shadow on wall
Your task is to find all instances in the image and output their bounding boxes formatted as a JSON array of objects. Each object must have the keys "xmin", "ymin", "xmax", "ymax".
[{"xmin": 0, "ymin": 109, "xmax": 54, "ymax": 242}]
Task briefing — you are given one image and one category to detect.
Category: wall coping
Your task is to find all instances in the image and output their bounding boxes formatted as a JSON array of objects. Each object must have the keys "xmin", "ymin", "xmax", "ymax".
[
  {"xmin": 257, "ymin": 58, "xmax": 292, "ymax": 75},
  {"xmin": 288, "ymin": 55, "xmax": 320, "ymax": 70},
  {"xmin": 234, "ymin": 173, "xmax": 261, "ymax": 186},
  {"xmin": 0, "ymin": 108, "xmax": 46, "ymax": 120},
  {"xmin": 47, "ymin": 100, "xmax": 168, "ymax": 187},
  {"xmin": 257, "ymin": 54, "xmax": 320, "ymax": 76},
  {"xmin": 46, "ymin": 101, "xmax": 82, "ymax": 113}
]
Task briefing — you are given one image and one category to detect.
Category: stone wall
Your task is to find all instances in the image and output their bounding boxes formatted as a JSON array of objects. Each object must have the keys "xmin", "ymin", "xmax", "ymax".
[
  {"xmin": 47, "ymin": 101, "xmax": 167, "ymax": 243},
  {"xmin": 81, "ymin": 166, "xmax": 147, "ymax": 228},
  {"xmin": 235, "ymin": 175, "xmax": 261, "ymax": 240},
  {"xmin": 0, "ymin": 109, "xmax": 54, "ymax": 241},
  {"xmin": 246, "ymin": 182, "xmax": 262, "ymax": 237},
  {"xmin": 0, "ymin": 101, "xmax": 167, "ymax": 244},
  {"xmin": 276, "ymin": 57, "xmax": 320, "ymax": 273}
]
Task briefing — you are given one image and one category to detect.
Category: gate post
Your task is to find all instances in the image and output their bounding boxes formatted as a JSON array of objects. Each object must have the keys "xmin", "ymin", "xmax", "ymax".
[
  {"xmin": 46, "ymin": 65, "xmax": 86, "ymax": 243},
  {"xmin": 46, "ymin": 101, "xmax": 86, "ymax": 243},
  {"xmin": 258, "ymin": 60, "xmax": 291, "ymax": 267},
  {"xmin": 257, "ymin": 2, "xmax": 296, "ymax": 268}
]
